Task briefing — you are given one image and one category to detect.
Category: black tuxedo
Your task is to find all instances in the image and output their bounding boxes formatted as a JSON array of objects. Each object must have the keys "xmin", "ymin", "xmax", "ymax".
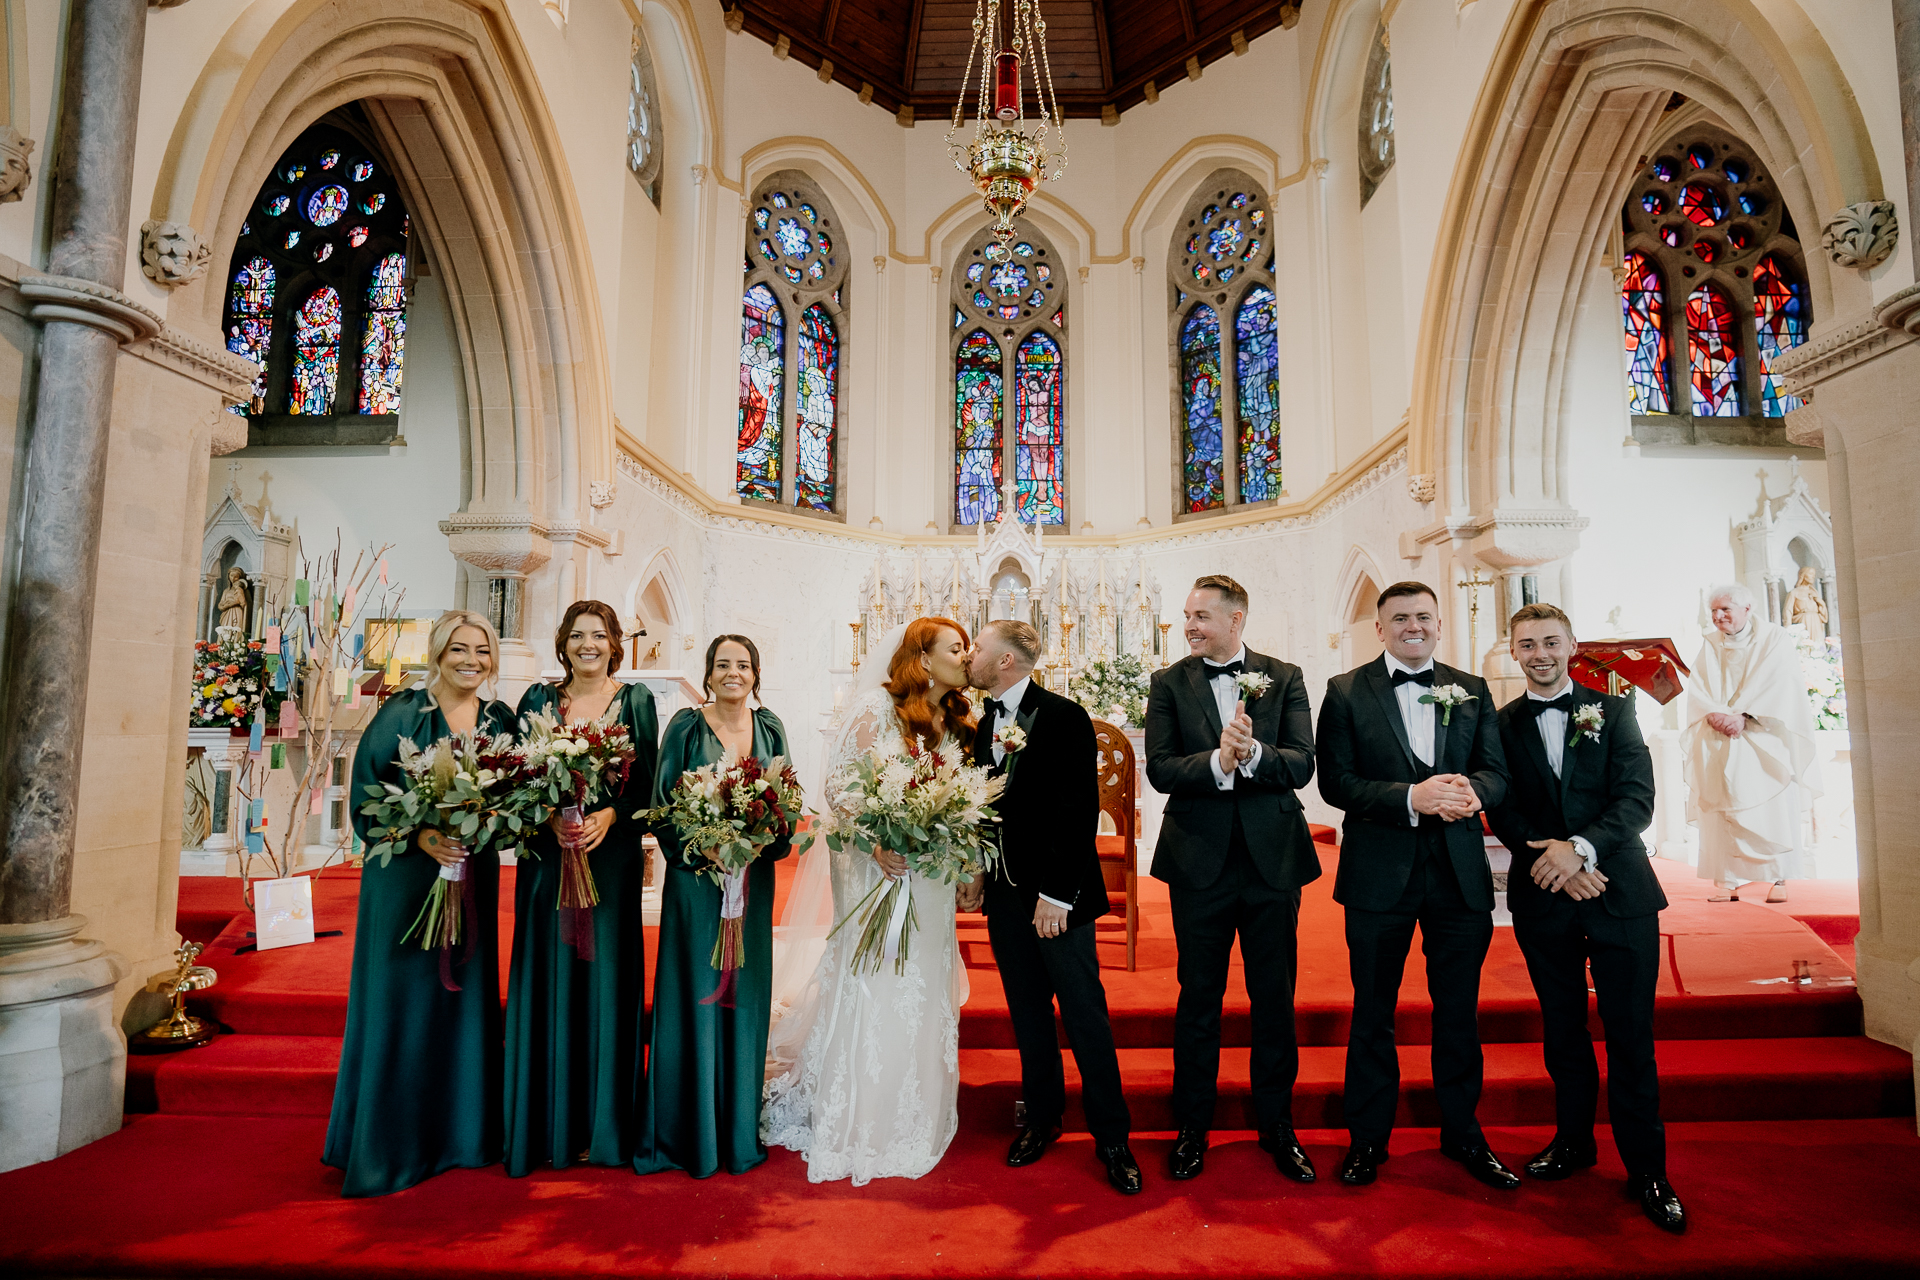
[
  {"xmin": 971, "ymin": 680, "xmax": 1129, "ymax": 1144},
  {"xmin": 1488, "ymin": 684, "xmax": 1668, "ymax": 1176},
  {"xmin": 1316, "ymin": 656, "xmax": 1509, "ymax": 1147},
  {"xmin": 1144, "ymin": 649, "xmax": 1318, "ymax": 1132}
]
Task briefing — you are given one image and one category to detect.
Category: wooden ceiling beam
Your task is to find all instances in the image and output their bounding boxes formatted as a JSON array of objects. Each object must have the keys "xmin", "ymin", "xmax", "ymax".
[
  {"xmin": 1177, "ymin": 0, "xmax": 1198, "ymax": 43},
  {"xmin": 1092, "ymin": 0, "xmax": 1114, "ymax": 93},
  {"xmin": 902, "ymin": 0, "xmax": 928, "ymax": 90},
  {"xmin": 821, "ymin": 0, "xmax": 843, "ymax": 45}
]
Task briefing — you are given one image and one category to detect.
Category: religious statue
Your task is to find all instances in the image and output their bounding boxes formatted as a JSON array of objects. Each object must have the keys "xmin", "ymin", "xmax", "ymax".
[
  {"xmin": 1786, "ymin": 567, "xmax": 1828, "ymax": 642},
  {"xmin": 216, "ymin": 566, "xmax": 250, "ymax": 634}
]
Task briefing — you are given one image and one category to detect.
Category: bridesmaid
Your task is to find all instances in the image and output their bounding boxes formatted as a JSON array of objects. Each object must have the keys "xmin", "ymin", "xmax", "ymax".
[
  {"xmin": 635, "ymin": 634, "xmax": 794, "ymax": 1177},
  {"xmin": 324, "ymin": 610, "xmax": 518, "ymax": 1197},
  {"xmin": 505, "ymin": 600, "xmax": 660, "ymax": 1175}
]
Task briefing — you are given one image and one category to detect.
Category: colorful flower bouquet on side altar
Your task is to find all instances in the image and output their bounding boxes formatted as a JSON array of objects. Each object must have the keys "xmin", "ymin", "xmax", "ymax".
[
  {"xmin": 357, "ymin": 731, "xmax": 520, "ymax": 989},
  {"xmin": 640, "ymin": 754, "xmax": 805, "ymax": 1003},
  {"xmin": 805, "ymin": 744, "xmax": 1005, "ymax": 977},
  {"xmin": 191, "ymin": 634, "xmax": 284, "ymax": 728}
]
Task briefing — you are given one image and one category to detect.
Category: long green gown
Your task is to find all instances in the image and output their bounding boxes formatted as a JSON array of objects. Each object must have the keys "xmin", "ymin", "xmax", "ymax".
[
  {"xmin": 323, "ymin": 686, "xmax": 519, "ymax": 1198},
  {"xmin": 503, "ymin": 680, "xmax": 661, "ymax": 1175},
  {"xmin": 633, "ymin": 705, "xmax": 793, "ymax": 1177}
]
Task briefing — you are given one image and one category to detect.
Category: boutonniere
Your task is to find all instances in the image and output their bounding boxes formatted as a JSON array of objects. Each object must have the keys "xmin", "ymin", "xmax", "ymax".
[
  {"xmin": 1419, "ymin": 684, "xmax": 1477, "ymax": 725},
  {"xmin": 1570, "ymin": 703, "xmax": 1604, "ymax": 746},
  {"xmin": 993, "ymin": 723, "xmax": 1027, "ymax": 755},
  {"xmin": 1234, "ymin": 671, "xmax": 1273, "ymax": 702}
]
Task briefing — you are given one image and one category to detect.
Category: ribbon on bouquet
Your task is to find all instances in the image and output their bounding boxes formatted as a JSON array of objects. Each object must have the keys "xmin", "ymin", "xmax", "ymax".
[
  {"xmin": 555, "ymin": 804, "xmax": 600, "ymax": 962},
  {"xmin": 702, "ymin": 868, "xmax": 750, "ymax": 1008},
  {"xmin": 880, "ymin": 869, "xmax": 914, "ymax": 962},
  {"xmin": 433, "ymin": 858, "xmax": 478, "ymax": 992}
]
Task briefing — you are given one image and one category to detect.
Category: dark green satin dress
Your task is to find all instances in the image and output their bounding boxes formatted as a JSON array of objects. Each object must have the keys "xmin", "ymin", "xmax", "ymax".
[
  {"xmin": 634, "ymin": 706, "xmax": 792, "ymax": 1177},
  {"xmin": 323, "ymin": 687, "xmax": 518, "ymax": 1198},
  {"xmin": 503, "ymin": 680, "xmax": 660, "ymax": 1175}
]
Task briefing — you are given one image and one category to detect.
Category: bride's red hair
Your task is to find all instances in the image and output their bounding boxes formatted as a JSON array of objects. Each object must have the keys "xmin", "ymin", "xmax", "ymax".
[{"xmin": 885, "ymin": 617, "xmax": 977, "ymax": 753}]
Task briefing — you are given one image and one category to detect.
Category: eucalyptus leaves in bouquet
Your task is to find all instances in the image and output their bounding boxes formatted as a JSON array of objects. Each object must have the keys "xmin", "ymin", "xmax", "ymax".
[{"xmin": 1068, "ymin": 654, "xmax": 1153, "ymax": 728}]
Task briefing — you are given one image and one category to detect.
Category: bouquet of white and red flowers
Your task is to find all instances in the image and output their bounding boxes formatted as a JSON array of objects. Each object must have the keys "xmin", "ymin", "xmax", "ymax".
[
  {"xmin": 640, "ymin": 754, "xmax": 805, "ymax": 1002},
  {"xmin": 804, "ymin": 742, "xmax": 1004, "ymax": 977},
  {"xmin": 358, "ymin": 731, "xmax": 521, "ymax": 989}
]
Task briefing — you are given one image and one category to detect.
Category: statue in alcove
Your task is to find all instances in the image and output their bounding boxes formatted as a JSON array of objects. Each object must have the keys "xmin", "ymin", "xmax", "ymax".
[
  {"xmin": 1785, "ymin": 566, "xmax": 1828, "ymax": 642},
  {"xmin": 216, "ymin": 567, "xmax": 251, "ymax": 635}
]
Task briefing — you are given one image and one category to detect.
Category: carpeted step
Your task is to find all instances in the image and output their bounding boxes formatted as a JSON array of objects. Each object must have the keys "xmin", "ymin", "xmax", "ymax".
[
  {"xmin": 126, "ymin": 1036, "xmax": 341, "ymax": 1117},
  {"xmin": 957, "ymin": 1036, "xmax": 1916, "ymax": 1133}
]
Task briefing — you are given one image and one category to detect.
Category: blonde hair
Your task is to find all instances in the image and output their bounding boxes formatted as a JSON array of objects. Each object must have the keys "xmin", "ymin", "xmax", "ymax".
[{"xmin": 424, "ymin": 609, "xmax": 501, "ymax": 702}]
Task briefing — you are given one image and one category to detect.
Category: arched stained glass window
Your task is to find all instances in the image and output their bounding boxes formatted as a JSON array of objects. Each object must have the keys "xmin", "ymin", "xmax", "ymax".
[
  {"xmin": 1171, "ymin": 171, "xmax": 1280, "ymax": 517},
  {"xmin": 290, "ymin": 287, "xmax": 343, "ymax": 415},
  {"xmin": 357, "ymin": 253, "xmax": 407, "ymax": 414},
  {"xmin": 627, "ymin": 29, "xmax": 662, "ymax": 203},
  {"xmin": 1358, "ymin": 22, "xmax": 1395, "ymax": 207},
  {"xmin": 1620, "ymin": 251, "xmax": 1670, "ymax": 415},
  {"xmin": 1686, "ymin": 284, "xmax": 1741, "ymax": 417},
  {"xmin": 950, "ymin": 219, "xmax": 1067, "ymax": 527},
  {"xmin": 955, "ymin": 330, "xmax": 1005, "ymax": 525},
  {"xmin": 1013, "ymin": 331, "xmax": 1064, "ymax": 525},
  {"xmin": 736, "ymin": 282, "xmax": 784, "ymax": 502},
  {"xmin": 1234, "ymin": 285, "xmax": 1281, "ymax": 503},
  {"xmin": 738, "ymin": 171, "xmax": 847, "ymax": 514},
  {"xmin": 1180, "ymin": 306, "xmax": 1225, "ymax": 513},
  {"xmin": 226, "ymin": 257, "xmax": 275, "ymax": 414},
  {"xmin": 795, "ymin": 304, "xmax": 837, "ymax": 512},
  {"xmin": 1753, "ymin": 253, "xmax": 1807, "ymax": 417}
]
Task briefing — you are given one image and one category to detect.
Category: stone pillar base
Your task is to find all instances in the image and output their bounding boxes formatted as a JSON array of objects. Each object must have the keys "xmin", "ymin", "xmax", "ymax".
[{"xmin": 0, "ymin": 916, "xmax": 129, "ymax": 1173}]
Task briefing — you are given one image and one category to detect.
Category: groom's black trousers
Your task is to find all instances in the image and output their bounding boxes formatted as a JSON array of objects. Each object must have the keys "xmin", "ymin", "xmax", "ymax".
[{"xmin": 985, "ymin": 898, "xmax": 1131, "ymax": 1146}]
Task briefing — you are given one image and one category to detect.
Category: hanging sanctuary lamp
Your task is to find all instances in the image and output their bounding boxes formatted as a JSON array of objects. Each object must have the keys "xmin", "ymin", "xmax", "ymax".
[{"xmin": 946, "ymin": 0, "xmax": 1069, "ymax": 251}]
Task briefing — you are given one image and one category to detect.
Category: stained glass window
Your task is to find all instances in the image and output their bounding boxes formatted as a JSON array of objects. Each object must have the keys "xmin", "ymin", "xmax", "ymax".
[
  {"xmin": 1359, "ymin": 23, "xmax": 1395, "ymax": 206},
  {"xmin": 955, "ymin": 330, "xmax": 1004, "ymax": 525},
  {"xmin": 1180, "ymin": 306, "xmax": 1225, "ymax": 512},
  {"xmin": 1012, "ymin": 331, "xmax": 1064, "ymax": 526},
  {"xmin": 795, "ymin": 304, "xmax": 837, "ymax": 512},
  {"xmin": 1686, "ymin": 284, "xmax": 1741, "ymax": 417},
  {"xmin": 225, "ymin": 257, "xmax": 275, "ymax": 416},
  {"xmin": 1235, "ymin": 286, "xmax": 1281, "ymax": 503},
  {"xmin": 290, "ymin": 287, "xmax": 342, "ymax": 415},
  {"xmin": 735, "ymin": 283, "xmax": 784, "ymax": 502},
  {"xmin": 1620, "ymin": 251, "xmax": 1670, "ymax": 414},
  {"xmin": 358, "ymin": 253, "xmax": 407, "ymax": 415},
  {"xmin": 627, "ymin": 30, "xmax": 662, "ymax": 199},
  {"xmin": 1754, "ymin": 254, "xmax": 1807, "ymax": 417},
  {"xmin": 307, "ymin": 185, "xmax": 349, "ymax": 226}
]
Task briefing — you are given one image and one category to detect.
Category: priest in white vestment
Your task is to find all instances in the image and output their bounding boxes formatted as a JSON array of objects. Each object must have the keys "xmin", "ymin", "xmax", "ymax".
[{"xmin": 1681, "ymin": 584, "xmax": 1821, "ymax": 900}]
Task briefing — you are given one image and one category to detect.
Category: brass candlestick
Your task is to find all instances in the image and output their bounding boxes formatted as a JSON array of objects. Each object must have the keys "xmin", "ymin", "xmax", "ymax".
[
  {"xmin": 1158, "ymin": 622, "xmax": 1173, "ymax": 668},
  {"xmin": 1060, "ymin": 616, "xmax": 1077, "ymax": 689},
  {"xmin": 134, "ymin": 941, "xmax": 219, "ymax": 1052},
  {"xmin": 848, "ymin": 620, "xmax": 863, "ymax": 675}
]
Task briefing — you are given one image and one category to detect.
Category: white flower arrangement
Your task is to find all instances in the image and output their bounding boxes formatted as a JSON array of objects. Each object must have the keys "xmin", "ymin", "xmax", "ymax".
[
  {"xmin": 1234, "ymin": 670, "xmax": 1274, "ymax": 702},
  {"xmin": 1570, "ymin": 702, "xmax": 1605, "ymax": 746},
  {"xmin": 1067, "ymin": 654, "xmax": 1152, "ymax": 727},
  {"xmin": 993, "ymin": 722, "xmax": 1027, "ymax": 755},
  {"xmin": 1419, "ymin": 683, "xmax": 1478, "ymax": 725}
]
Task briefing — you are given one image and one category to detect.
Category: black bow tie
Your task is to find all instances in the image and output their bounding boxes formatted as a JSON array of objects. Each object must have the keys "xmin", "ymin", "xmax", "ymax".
[
  {"xmin": 1528, "ymin": 692, "xmax": 1575, "ymax": 715},
  {"xmin": 1390, "ymin": 667, "xmax": 1435, "ymax": 687},
  {"xmin": 1205, "ymin": 660, "xmax": 1244, "ymax": 679}
]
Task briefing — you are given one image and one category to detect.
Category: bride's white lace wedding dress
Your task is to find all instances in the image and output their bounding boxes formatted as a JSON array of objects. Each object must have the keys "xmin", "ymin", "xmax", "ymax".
[{"xmin": 760, "ymin": 685, "xmax": 966, "ymax": 1185}]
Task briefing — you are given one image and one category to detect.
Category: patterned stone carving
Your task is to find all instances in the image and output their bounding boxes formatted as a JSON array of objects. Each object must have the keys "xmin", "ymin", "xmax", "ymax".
[
  {"xmin": 139, "ymin": 220, "xmax": 213, "ymax": 287},
  {"xmin": 0, "ymin": 126, "xmax": 33, "ymax": 204},
  {"xmin": 588, "ymin": 479, "xmax": 617, "ymax": 508},
  {"xmin": 437, "ymin": 513, "xmax": 554, "ymax": 576},
  {"xmin": 1820, "ymin": 201, "xmax": 1899, "ymax": 270},
  {"xmin": 1408, "ymin": 472, "xmax": 1437, "ymax": 503}
]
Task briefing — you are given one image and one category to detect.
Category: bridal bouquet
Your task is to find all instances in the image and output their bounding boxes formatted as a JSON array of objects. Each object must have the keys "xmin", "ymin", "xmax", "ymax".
[
  {"xmin": 807, "ymin": 743, "xmax": 1005, "ymax": 977},
  {"xmin": 358, "ymin": 731, "xmax": 521, "ymax": 989},
  {"xmin": 640, "ymin": 754, "xmax": 805, "ymax": 1001}
]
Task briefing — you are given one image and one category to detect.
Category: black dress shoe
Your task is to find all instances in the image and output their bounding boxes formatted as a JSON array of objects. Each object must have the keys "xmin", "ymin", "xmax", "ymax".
[
  {"xmin": 1098, "ymin": 1143, "xmax": 1143, "ymax": 1195},
  {"xmin": 1258, "ymin": 1124, "xmax": 1317, "ymax": 1183},
  {"xmin": 1337, "ymin": 1141, "xmax": 1389, "ymax": 1186},
  {"xmin": 1168, "ymin": 1129, "xmax": 1208, "ymax": 1180},
  {"xmin": 1005, "ymin": 1122, "xmax": 1061, "ymax": 1168},
  {"xmin": 1441, "ymin": 1140, "xmax": 1522, "ymax": 1190},
  {"xmin": 1633, "ymin": 1174, "xmax": 1687, "ymax": 1234},
  {"xmin": 1525, "ymin": 1137, "xmax": 1599, "ymax": 1181}
]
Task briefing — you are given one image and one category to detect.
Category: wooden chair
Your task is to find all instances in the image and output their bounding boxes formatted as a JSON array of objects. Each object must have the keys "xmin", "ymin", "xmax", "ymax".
[{"xmin": 1091, "ymin": 719, "xmax": 1140, "ymax": 971}]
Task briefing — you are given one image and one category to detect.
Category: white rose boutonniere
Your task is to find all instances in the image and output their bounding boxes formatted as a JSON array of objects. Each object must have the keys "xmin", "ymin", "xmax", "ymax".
[
  {"xmin": 1234, "ymin": 671, "xmax": 1274, "ymax": 702},
  {"xmin": 993, "ymin": 723, "xmax": 1027, "ymax": 756},
  {"xmin": 1570, "ymin": 702, "xmax": 1604, "ymax": 746},
  {"xmin": 1419, "ymin": 683, "xmax": 1478, "ymax": 725}
]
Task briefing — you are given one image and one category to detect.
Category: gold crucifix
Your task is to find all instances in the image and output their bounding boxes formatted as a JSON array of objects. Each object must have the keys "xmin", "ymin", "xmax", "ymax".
[{"xmin": 1457, "ymin": 567, "xmax": 1496, "ymax": 670}]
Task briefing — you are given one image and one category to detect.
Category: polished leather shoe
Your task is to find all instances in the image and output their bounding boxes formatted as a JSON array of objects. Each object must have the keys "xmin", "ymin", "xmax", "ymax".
[
  {"xmin": 1098, "ymin": 1143, "xmax": 1143, "ymax": 1195},
  {"xmin": 1441, "ymin": 1140, "xmax": 1522, "ymax": 1190},
  {"xmin": 1258, "ymin": 1124, "xmax": 1317, "ymax": 1183},
  {"xmin": 1005, "ymin": 1122, "xmax": 1062, "ymax": 1168},
  {"xmin": 1337, "ymin": 1141, "xmax": 1389, "ymax": 1186},
  {"xmin": 1633, "ymin": 1174, "xmax": 1687, "ymax": 1234},
  {"xmin": 1168, "ymin": 1129, "xmax": 1208, "ymax": 1180},
  {"xmin": 1525, "ymin": 1137, "xmax": 1599, "ymax": 1181}
]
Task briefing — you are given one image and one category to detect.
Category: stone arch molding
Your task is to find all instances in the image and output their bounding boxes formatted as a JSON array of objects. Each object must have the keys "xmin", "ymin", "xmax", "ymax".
[
  {"xmin": 156, "ymin": 0, "xmax": 614, "ymax": 627},
  {"xmin": 1407, "ymin": 0, "xmax": 1882, "ymax": 575}
]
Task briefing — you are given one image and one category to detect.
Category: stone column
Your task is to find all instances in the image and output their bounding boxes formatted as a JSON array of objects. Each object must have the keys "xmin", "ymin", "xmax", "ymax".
[{"xmin": 0, "ymin": 0, "xmax": 153, "ymax": 1173}]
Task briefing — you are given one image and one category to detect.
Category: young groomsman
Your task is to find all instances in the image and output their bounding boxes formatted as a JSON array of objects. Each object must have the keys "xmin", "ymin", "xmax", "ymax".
[
  {"xmin": 1486, "ymin": 604, "xmax": 1686, "ymax": 1234},
  {"xmin": 1315, "ymin": 581, "xmax": 1516, "ymax": 1190}
]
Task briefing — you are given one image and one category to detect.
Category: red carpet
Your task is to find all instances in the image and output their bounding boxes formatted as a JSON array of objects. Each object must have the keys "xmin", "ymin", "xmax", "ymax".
[{"xmin": 2, "ymin": 848, "xmax": 1911, "ymax": 1278}]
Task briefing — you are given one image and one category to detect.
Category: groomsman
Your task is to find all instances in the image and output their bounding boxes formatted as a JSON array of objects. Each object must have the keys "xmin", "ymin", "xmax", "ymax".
[
  {"xmin": 965, "ymin": 621, "xmax": 1141, "ymax": 1195},
  {"xmin": 1144, "ymin": 575, "xmax": 1321, "ymax": 1184},
  {"xmin": 1486, "ymin": 604, "xmax": 1686, "ymax": 1234},
  {"xmin": 1315, "ymin": 581, "xmax": 1515, "ymax": 1189}
]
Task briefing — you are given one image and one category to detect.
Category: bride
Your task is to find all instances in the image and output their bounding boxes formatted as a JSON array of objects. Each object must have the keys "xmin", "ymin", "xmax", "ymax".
[{"xmin": 761, "ymin": 617, "xmax": 979, "ymax": 1185}]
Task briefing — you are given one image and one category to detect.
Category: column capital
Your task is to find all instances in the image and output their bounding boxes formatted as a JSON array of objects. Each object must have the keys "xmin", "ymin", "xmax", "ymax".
[{"xmin": 17, "ymin": 274, "xmax": 162, "ymax": 344}]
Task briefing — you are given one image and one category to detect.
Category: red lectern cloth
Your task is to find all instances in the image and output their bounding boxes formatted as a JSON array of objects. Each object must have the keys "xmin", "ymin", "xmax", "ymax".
[{"xmin": 1569, "ymin": 638, "xmax": 1692, "ymax": 705}]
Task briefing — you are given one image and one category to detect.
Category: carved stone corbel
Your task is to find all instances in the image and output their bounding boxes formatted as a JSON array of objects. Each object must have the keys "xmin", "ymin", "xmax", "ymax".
[
  {"xmin": 0, "ymin": 126, "xmax": 34, "ymax": 204},
  {"xmin": 139, "ymin": 220, "xmax": 212, "ymax": 287},
  {"xmin": 1821, "ymin": 201, "xmax": 1900, "ymax": 270}
]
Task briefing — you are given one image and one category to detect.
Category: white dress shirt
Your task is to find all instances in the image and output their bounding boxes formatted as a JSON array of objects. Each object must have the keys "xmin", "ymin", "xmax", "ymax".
[
  {"xmin": 1203, "ymin": 647, "xmax": 1263, "ymax": 790},
  {"xmin": 1385, "ymin": 652, "xmax": 1438, "ymax": 827},
  {"xmin": 985, "ymin": 675, "xmax": 1072, "ymax": 913},
  {"xmin": 1526, "ymin": 680, "xmax": 1598, "ymax": 873}
]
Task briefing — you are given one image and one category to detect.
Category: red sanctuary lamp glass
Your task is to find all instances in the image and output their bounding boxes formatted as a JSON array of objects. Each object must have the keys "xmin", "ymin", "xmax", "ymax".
[{"xmin": 946, "ymin": 0, "xmax": 1068, "ymax": 251}]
